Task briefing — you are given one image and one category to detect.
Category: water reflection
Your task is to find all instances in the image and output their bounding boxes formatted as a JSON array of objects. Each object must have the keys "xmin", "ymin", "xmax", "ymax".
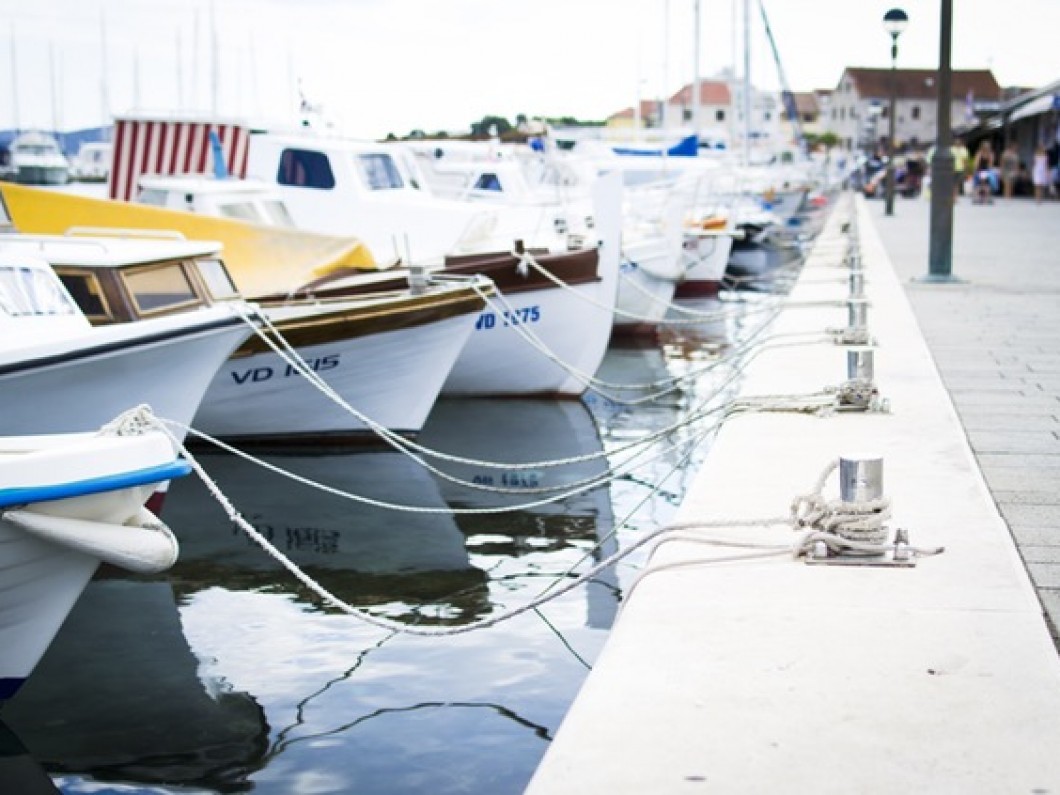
[
  {"xmin": 2, "ymin": 581, "xmax": 268, "ymax": 792},
  {"xmin": 4, "ymin": 397, "xmax": 626, "ymax": 794}
]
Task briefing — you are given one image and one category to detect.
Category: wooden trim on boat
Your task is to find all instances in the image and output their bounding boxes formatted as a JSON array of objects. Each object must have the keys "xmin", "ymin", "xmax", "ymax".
[
  {"xmin": 234, "ymin": 283, "xmax": 488, "ymax": 357},
  {"xmin": 282, "ymin": 246, "xmax": 600, "ymax": 302}
]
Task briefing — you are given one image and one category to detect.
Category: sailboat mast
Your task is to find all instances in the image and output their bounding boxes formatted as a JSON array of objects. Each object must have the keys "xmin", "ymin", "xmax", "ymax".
[
  {"xmin": 10, "ymin": 22, "xmax": 20, "ymax": 134},
  {"xmin": 661, "ymin": 0, "xmax": 669, "ymax": 130},
  {"xmin": 742, "ymin": 0, "xmax": 751, "ymax": 166},
  {"xmin": 100, "ymin": 10, "xmax": 110, "ymax": 137},
  {"xmin": 692, "ymin": 0, "xmax": 701, "ymax": 139}
]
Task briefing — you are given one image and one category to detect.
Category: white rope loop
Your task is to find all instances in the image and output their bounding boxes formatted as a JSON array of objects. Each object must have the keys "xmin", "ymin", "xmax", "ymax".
[{"xmin": 789, "ymin": 459, "xmax": 892, "ymax": 545}]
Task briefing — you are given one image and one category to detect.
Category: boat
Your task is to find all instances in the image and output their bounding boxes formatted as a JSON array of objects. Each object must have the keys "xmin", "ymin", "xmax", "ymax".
[
  {"xmin": 2, "ymin": 228, "xmax": 490, "ymax": 443},
  {"xmin": 0, "ymin": 242, "xmax": 253, "ymax": 446},
  {"xmin": 0, "ymin": 180, "xmax": 377, "ymax": 300},
  {"xmin": 0, "ymin": 416, "xmax": 190, "ymax": 702},
  {"xmin": 287, "ymin": 172, "xmax": 623, "ymax": 398},
  {"xmin": 2, "ymin": 131, "xmax": 70, "ymax": 186},
  {"xmin": 69, "ymin": 141, "xmax": 112, "ymax": 183}
]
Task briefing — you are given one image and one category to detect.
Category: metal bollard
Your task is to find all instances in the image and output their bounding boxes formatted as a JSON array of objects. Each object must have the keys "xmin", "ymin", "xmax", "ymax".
[
  {"xmin": 847, "ymin": 347, "xmax": 875, "ymax": 381},
  {"xmin": 839, "ymin": 455, "xmax": 884, "ymax": 502},
  {"xmin": 849, "ymin": 270, "xmax": 865, "ymax": 298},
  {"xmin": 848, "ymin": 298, "xmax": 869, "ymax": 330}
]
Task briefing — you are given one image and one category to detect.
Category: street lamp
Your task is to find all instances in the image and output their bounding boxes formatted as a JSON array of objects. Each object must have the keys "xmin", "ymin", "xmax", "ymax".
[{"xmin": 883, "ymin": 8, "xmax": 908, "ymax": 216}]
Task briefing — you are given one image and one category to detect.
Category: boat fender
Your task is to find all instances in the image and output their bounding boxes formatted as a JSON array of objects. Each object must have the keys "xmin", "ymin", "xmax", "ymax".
[{"xmin": 1, "ymin": 507, "xmax": 179, "ymax": 574}]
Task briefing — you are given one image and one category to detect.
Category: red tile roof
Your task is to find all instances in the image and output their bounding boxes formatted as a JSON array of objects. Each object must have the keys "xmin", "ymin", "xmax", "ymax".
[{"xmin": 842, "ymin": 68, "xmax": 1001, "ymax": 100}]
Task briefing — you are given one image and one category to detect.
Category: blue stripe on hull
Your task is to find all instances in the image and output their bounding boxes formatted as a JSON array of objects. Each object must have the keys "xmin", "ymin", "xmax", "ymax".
[{"xmin": 0, "ymin": 459, "xmax": 192, "ymax": 509}]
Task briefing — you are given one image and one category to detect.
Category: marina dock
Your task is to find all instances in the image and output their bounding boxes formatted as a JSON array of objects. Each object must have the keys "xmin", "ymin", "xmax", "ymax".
[{"xmin": 526, "ymin": 194, "xmax": 1060, "ymax": 793}]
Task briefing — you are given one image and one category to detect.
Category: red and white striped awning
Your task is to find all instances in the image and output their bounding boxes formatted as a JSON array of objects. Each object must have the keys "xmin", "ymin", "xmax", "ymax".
[{"xmin": 107, "ymin": 116, "xmax": 250, "ymax": 202}]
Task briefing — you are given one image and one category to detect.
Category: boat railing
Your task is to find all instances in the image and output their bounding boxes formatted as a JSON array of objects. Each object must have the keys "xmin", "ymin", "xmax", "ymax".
[{"xmin": 63, "ymin": 226, "xmax": 189, "ymax": 242}]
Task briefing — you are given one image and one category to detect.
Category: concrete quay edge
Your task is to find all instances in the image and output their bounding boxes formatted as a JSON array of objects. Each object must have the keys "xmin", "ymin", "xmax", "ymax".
[{"xmin": 526, "ymin": 194, "xmax": 1060, "ymax": 794}]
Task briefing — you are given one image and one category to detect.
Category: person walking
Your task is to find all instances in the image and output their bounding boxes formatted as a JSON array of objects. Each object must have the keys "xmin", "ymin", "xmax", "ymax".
[
  {"xmin": 972, "ymin": 141, "xmax": 996, "ymax": 204},
  {"xmin": 1032, "ymin": 144, "xmax": 1050, "ymax": 203},
  {"xmin": 952, "ymin": 140, "xmax": 970, "ymax": 198},
  {"xmin": 1000, "ymin": 142, "xmax": 1020, "ymax": 199}
]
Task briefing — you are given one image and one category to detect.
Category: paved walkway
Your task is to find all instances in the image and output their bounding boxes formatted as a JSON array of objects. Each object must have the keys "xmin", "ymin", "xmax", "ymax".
[{"xmin": 868, "ymin": 192, "xmax": 1060, "ymax": 640}]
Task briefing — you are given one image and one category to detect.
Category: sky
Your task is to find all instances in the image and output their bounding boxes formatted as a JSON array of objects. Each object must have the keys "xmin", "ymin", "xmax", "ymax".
[{"xmin": 3, "ymin": 0, "xmax": 1059, "ymax": 140}]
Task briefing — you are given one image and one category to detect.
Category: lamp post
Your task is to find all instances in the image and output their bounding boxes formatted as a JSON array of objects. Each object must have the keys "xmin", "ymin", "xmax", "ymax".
[{"xmin": 883, "ymin": 8, "xmax": 908, "ymax": 216}]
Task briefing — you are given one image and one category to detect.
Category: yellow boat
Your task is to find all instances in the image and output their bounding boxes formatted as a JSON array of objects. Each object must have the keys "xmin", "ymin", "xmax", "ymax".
[{"xmin": 0, "ymin": 182, "xmax": 378, "ymax": 299}]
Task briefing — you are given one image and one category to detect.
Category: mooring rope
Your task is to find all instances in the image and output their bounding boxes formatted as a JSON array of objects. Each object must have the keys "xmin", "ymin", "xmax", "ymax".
[{"xmin": 116, "ymin": 403, "xmax": 939, "ymax": 638}]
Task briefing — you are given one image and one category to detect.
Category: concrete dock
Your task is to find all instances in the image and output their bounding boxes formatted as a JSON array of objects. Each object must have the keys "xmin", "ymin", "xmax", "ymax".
[{"xmin": 526, "ymin": 192, "xmax": 1060, "ymax": 793}]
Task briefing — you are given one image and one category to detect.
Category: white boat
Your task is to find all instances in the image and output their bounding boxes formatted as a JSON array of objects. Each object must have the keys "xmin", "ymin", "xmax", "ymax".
[
  {"xmin": 4, "ymin": 130, "xmax": 70, "ymax": 185},
  {"xmin": 0, "ymin": 420, "xmax": 189, "ymax": 702},
  {"xmin": 195, "ymin": 280, "xmax": 488, "ymax": 442},
  {"xmin": 0, "ymin": 246, "xmax": 253, "ymax": 443},
  {"xmin": 4, "ymin": 227, "xmax": 489, "ymax": 443},
  {"xmin": 70, "ymin": 141, "xmax": 112, "ymax": 183}
]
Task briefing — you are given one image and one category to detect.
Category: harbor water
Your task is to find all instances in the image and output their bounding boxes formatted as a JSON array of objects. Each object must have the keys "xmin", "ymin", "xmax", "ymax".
[{"xmin": 0, "ymin": 260, "xmax": 805, "ymax": 794}]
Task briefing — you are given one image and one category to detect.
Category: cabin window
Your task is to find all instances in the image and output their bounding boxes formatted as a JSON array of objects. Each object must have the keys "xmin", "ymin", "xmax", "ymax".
[
  {"xmin": 356, "ymin": 153, "xmax": 404, "ymax": 190},
  {"xmin": 55, "ymin": 269, "xmax": 112, "ymax": 322},
  {"xmin": 0, "ymin": 265, "xmax": 79, "ymax": 317},
  {"xmin": 472, "ymin": 173, "xmax": 502, "ymax": 191},
  {"xmin": 137, "ymin": 188, "xmax": 168, "ymax": 207},
  {"xmin": 197, "ymin": 258, "xmax": 240, "ymax": 300},
  {"xmin": 277, "ymin": 148, "xmax": 335, "ymax": 189},
  {"xmin": 217, "ymin": 201, "xmax": 261, "ymax": 223},
  {"xmin": 261, "ymin": 200, "xmax": 296, "ymax": 228},
  {"xmin": 122, "ymin": 262, "xmax": 200, "ymax": 314}
]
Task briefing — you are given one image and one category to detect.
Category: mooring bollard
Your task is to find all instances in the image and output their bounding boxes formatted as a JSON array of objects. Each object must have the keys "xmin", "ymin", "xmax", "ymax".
[
  {"xmin": 848, "ymin": 298, "xmax": 869, "ymax": 330},
  {"xmin": 847, "ymin": 347, "xmax": 875, "ymax": 382},
  {"xmin": 849, "ymin": 270, "xmax": 865, "ymax": 298},
  {"xmin": 839, "ymin": 454, "xmax": 884, "ymax": 503}
]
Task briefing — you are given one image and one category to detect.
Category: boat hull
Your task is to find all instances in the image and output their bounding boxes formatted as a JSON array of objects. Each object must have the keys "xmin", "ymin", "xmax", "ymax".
[
  {"xmin": 0, "ymin": 314, "xmax": 251, "ymax": 438},
  {"xmin": 195, "ymin": 303, "xmax": 478, "ymax": 442},
  {"xmin": 0, "ymin": 431, "xmax": 184, "ymax": 701}
]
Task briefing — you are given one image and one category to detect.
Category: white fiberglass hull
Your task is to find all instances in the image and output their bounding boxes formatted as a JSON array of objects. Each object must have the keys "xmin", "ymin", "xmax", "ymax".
[
  {"xmin": 0, "ymin": 430, "xmax": 184, "ymax": 701},
  {"xmin": 677, "ymin": 232, "xmax": 736, "ymax": 296},
  {"xmin": 0, "ymin": 308, "xmax": 252, "ymax": 439},
  {"xmin": 614, "ymin": 233, "xmax": 682, "ymax": 331},
  {"xmin": 442, "ymin": 278, "xmax": 614, "ymax": 397},
  {"xmin": 195, "ymin": 312, "xmax": 475, "ymax": 441}
]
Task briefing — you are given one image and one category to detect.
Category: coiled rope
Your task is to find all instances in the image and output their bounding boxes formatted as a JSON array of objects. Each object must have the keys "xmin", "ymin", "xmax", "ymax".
[{"xmin": 117, "ymin": 403, "xmax": 941, "ymax": 638}]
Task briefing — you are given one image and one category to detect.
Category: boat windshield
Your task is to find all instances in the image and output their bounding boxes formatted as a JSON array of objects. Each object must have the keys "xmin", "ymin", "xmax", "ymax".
[
  {"xmin": 0, "ymin": 264, "xmax": 79, "ymax": 317},
  {"xmin": 355, "ymin": 153, "xmax": 405, "ymax": 191}
]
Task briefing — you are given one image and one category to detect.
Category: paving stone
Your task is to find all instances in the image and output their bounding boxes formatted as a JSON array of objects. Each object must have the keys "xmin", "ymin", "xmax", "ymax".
[
  {"xmin": 1019, "ymin": 546, "xmax": 1060, "ymax": 565},
  {"xmin": 951, "ymin": 393, "xmax": 1059, "ymax": 410},
  {"xmin": 966, "ymin": 430, "xmax": 1060, "ymax": 454},
  {"xmin": 999, "ymin": 503, "xmax": 1060, "ymax": 526},
  {"xmin": 977, "ymin": 453, "xmax": 1060, "ymax": 470},
  {"xmin": 958, "ymin": 412, "xmax": 1059, "ymax": 432},
  {"xmin": 1026, "ymin": 563, "xmax": 1060, "ymax": 589},
  {"xmin": 981, "ymin": 466, "xmax": 1060, "ymax": 491},
  {"xmin": 1011, "ymin": 526, "xmax": 1060, "ymax": 547}
]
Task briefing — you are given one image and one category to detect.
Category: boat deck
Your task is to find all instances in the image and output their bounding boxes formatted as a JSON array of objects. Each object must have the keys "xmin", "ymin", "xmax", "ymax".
[{"xmin": 526, "ymin": 192, "xmax": 1060, "ymax": 793}]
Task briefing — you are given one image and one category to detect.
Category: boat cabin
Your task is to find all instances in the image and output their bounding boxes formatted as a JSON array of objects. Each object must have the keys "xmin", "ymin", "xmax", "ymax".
[
  {"xmin": 136, "ymin": 174, "xmax": 298, "ymax": 228},
  {"xmin": 0, "ymin": 231, "xmax": 241, "ymax": 325}
]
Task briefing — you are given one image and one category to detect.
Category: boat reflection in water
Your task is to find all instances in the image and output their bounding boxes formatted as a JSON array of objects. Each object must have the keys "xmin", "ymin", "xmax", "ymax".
[
  {"xmin": 419, "ymin": 397, "xmax": 618, "ymax": 630},
  {"xmin": 1, "ymin": 580, "xmax": 269, "ymax": 792},
  {"xmin": 2, "ymin": 397, "xmax": 619, "ymax": 794}
]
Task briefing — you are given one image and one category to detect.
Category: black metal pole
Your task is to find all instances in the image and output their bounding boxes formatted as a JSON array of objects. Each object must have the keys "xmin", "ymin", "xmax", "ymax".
[
  {"xmin": 927, "ymin": 0, "xmax": 955, "ymax": 279},
  {"xmin": 884, "ymin": 37, "xmax": 899, "ymax": 216}
]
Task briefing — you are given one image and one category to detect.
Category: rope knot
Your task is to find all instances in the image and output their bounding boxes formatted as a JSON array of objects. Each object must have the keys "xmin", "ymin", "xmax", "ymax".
[{"xmin": 98, "ymin": 405, "xmax": 161, "ymax": 437}]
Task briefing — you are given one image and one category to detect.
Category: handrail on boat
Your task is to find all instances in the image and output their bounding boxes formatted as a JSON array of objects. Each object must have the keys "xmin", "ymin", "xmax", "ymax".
[{"xmin": 63, "ymin": 226, "xmax": 189, "ymax": 242}]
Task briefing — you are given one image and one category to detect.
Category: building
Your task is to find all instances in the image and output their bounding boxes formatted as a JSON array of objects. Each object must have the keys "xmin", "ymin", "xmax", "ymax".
[{"xmin": 826, "ymin": 68, "xmax": 1002, "ymax": 153}]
